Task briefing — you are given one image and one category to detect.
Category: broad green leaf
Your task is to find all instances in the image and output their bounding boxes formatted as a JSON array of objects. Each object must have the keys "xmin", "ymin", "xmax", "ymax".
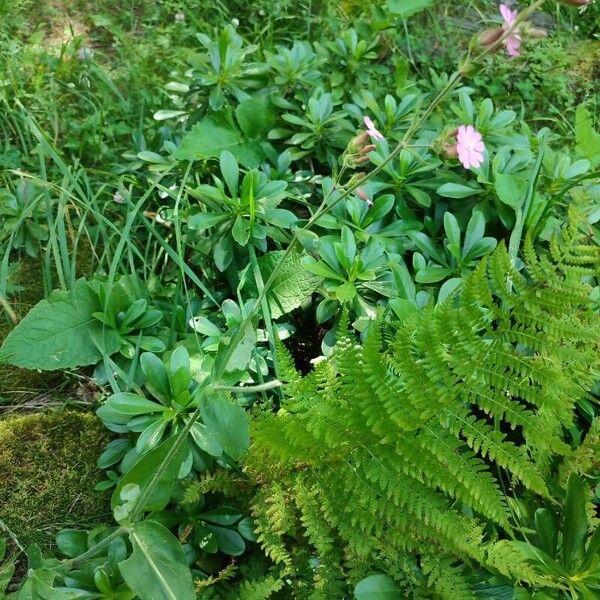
[
  {"xmin": 175, "ymin": 117, "xmax": 262, "ymax": 168},
  {"xmin": 97, "ymin": 439, "xmax": 131, "ymax": 468},
  {"xmin": 201, "ymin": 394, "xmax": 249, "ymax": 460},
  {"xmin": 386, "ymin": 0, "xmax": 434, "ymax": 18},
  {"xmin": 354, "ymin": 574, "xmax": 403, "ymax": 599},
  {"xmin": 190, "ymin": 422, "xmax": 223, "ymax": 457},
  {"xmin": 119, "ymin": 521, "xmax": 195, "ymax": 600},
  {"xmin": 250, "ymin": 251, "xmax": 322, "ymax": 318},
  {"xmin": 575, "ymin": 105, "xmax": 600, "ymax": 167},
  {"xmin": 112, "ymin": 436, "xmax": 187, "ymax": 514},
  {"xmin": 206, "ymin": 525, "xmax": 245, "ymax": 556},
  {"xmin": 235, "ymin": 96, "xmax": 275, "ymax": 138},
  {"xmin": 336, "ymin": 281, "xmax": 357, "ymax": 302},
  {"xmin": 0, "ymin": 279, "xmax": 120, "ymax": 370},
  {"xmin": 55, "ymin": 530, "xmax": 88, "ymax": 558},
  {"xmin": 495, "ymin": 173, "xmax": 527, "ymax": 208}
]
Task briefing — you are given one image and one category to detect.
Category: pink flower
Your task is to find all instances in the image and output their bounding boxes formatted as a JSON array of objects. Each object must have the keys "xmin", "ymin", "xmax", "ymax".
[
  {"xmin": 456, "ymin": 125, "xmax": 485, "ymax": 170},
  {"xmin": 500, "ymin": 4, "xmax": 521, "ymax": 57},
  {"xmin": 363, "ymin": 116, "xmax": 384, "ymax": 141}
]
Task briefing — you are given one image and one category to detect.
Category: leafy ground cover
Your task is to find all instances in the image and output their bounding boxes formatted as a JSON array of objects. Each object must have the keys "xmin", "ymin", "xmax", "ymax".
[{"xmin": 0, "ymin": 0, "xmax": 600, "ymax": 598}]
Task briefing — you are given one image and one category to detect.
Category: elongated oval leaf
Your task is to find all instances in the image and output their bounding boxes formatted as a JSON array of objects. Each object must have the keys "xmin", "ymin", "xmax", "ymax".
[{"xmin": 119, "ymin": 521, "xmax": 195, "ymax": 600}]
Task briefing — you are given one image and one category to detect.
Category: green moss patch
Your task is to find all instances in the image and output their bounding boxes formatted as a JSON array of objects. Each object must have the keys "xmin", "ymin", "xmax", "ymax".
[{"xmin": 0, "ymin": 411, "xmax": 111, "ymax": 549}]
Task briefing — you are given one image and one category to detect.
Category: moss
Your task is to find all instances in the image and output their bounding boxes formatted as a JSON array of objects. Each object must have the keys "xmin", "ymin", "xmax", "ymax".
[{"xmin": 0, "ymin": 411, "xmax": 111, "ymax": 549}]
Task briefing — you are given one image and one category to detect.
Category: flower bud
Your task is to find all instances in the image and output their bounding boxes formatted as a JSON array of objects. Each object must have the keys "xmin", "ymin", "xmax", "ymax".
[
  {"xmin": 357, "ymin": 188, "xmax": 373, "ymax": 207},
  {"xmin": 477, "ymin": 27, "xmax": 504, "ymax": 51},
  {"xmin": 522, "ymin": 23, "xmax": 548, "ymax": 38},
  {"xmin": 441, "ymin": 142, "xmax": 459, "ymax": 160},
  {"xmin": 559, "ymin": 0, "xmax": 591, "ymax": 5}
]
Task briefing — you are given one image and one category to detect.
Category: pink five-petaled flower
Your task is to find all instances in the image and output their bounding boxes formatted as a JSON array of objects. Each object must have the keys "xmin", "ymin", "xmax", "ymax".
[
  {"xmin": 456, "ymin": 125, "xmax": 485, "ymax": 170},
  {"xmin": 500, "ymin": 4, "xmax": 521, "ymax": 57},
  {"xmin": 363, "ymin": 116, "xmax": 384, "ymax": 141}
]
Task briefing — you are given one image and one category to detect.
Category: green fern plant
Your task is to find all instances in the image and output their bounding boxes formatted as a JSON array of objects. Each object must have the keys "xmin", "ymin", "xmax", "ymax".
[{"xmin": 242, "ymin": 208, "xmax": 600, "ymax": 598}]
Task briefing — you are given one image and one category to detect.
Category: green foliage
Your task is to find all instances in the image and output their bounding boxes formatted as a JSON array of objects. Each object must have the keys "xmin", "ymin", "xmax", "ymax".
[
  {"xmin": 119, "ymin": 521, "xmax": 196, "ymax": 600},
  {"xmin": 244, "ymin": 218, "xmax": 600, "ymax": 597},
  {"xmin": 0, "ymin": 279, "xmax": 120, "ymax": 370},
  {"xmin": 0, "ymin": 411, "xmax": 111, "ymax": 549},
  {"xmin": 1, "ymin": 1, "xmax": 600, "ymax": 598},
  {"xmin": 507, "ymin": 474, "xmax": 600, "ymax": 598},
  {"xmin": 97, "ymin": 346, "xmax": 250, "ymax": 470}
]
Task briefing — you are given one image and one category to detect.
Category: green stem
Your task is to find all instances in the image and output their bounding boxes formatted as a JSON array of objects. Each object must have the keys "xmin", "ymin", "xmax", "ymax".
[
  {"xmin": 128, "ymin": 403, "xmax": 203, "ymax": 524},
  {"xmin": 248, "ymin": 245, "xmax": 281, "ymax": 392},
  {"xmin": 64, "ymin": 527, "xmax": 126, "ymax": 568}
]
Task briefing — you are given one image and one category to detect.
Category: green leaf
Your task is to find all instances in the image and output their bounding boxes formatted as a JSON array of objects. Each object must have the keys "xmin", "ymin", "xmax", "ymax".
[
  {"xmin": 386, "ymin": 0, "xmax": 433, "ymax": 18},
  {"xmin": 200, "ymin": 506, "xmax": 242, "ymax": 526},
  {"xmin": 220, "ymin": 150, "xmax": 239, "ymax": 197},
  {"xmin": 354, "ymin": 574, "xmax": 402, "ymax": 599},
  {"xmin": 206, "ymin": 525, "xmax": 246, "ymax": 556},
  {"xmin": 107, "ymin": 392, "xmax": 164, "ymax": 415},
  {"xmin": 575, "ymin": 105, "xmax": 600, "ymax": 167},
  {"xmin": 140, "ymin": 353, "xmax": 170, "ymax": 404},
  {"xmin": 112, "ymin": 436, "xmax": 187, "ymax": 514},
  {"xmin": 415, "ymin": 266, "xmax": 453, "ymax": 284},
  {"xmin": 443, "ymin": 212, "xmax": 461, "ymax": 249},
  {"xmin": 562, "ymin": 473, "xmax": 588, "ymax": 571},
  {"xmin": 535, "ymin": 508, "xmax": 558, "ymax": 559},
  {"xmin": 301, "ymin": 256, "xmax": 344, "ymax": 281},
  {"xmin": 232, "ymin": 215, "xmax": 251, "ymax": 246},
  {"xmin": 0, "ymin": 279, "xmax": 120, "ymax": 370},
  {"xmin": 494, "ymin": 173, "xmax": 527, "ymax": 208},
  {"xmin": 224, "ymin": 321, "xmax": 256, "ymax": 372},
  {"xmin": 188, "ymin": 212, "xmax": 229, "ymax": 231},
  {"xmin": 119, "ymin": 521, "xmax": 195, "ymax": 600},
  {"xmin": 436, "ymin": 182, "xmax": 483, "ymax": 199},
  {"xmin": 55, "ymin": 530, "xmax": 89, "ymax": 558},
  {"xmin": 250, "ymin": 251, "xmax": 322, "ymax": 318},
  {"xmin": 201, "ymin": 394, "xmax": 249, "ymax": 460},
  {"xmin": 235, "ymin": 96, "xmax": 275, "ymax": 139},
  {"xmin": 175, "ymin": 117, "xmax": 262, "ymax": 168},
  {"xmin": 190, "ymin": 422, "xmax": 223, "ymax": 457},
  {"xmin": 336, "ymin": 281, "xmax": 357, "ymax": 302}
]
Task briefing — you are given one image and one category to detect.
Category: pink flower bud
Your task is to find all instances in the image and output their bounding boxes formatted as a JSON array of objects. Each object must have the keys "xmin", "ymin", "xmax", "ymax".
[
  {"xmin": 477, "ymin": 27, "xmax": 504, "ymax": 51},
  {"xmin": 559, "ymin": 0, "xmax": 590, "ymax": 5},
  {"xmin": 357, "ymin": 188, "xmax": 373, "ymax": 207}
]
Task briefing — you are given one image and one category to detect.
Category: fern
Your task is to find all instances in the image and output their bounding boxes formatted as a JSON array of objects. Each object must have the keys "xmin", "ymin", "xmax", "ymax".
[{"xmin": 243, "ymin": 214, "xmax": 600, "ymax": 597}]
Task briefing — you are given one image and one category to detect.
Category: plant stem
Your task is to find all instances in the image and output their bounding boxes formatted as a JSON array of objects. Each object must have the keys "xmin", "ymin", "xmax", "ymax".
[{"xmin": 64, "ymin": 527, "xmax": 126, "ymax": 568}]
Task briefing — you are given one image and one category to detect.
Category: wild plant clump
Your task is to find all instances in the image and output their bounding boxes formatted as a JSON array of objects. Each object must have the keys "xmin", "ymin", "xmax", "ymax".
[{"xmin": 0, "ymin": 0, "xmax": 599, "ymax": 598}]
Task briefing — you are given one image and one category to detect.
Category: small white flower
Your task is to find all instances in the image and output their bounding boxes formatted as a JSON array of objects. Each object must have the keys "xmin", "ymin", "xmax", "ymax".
[
  {"xmin": 232, "ymin": 17, "xmax": 240, "ymax": 26},
  {"xmin": 113, "ymin": 192, "xmax": 125, "ymax": 204}
]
